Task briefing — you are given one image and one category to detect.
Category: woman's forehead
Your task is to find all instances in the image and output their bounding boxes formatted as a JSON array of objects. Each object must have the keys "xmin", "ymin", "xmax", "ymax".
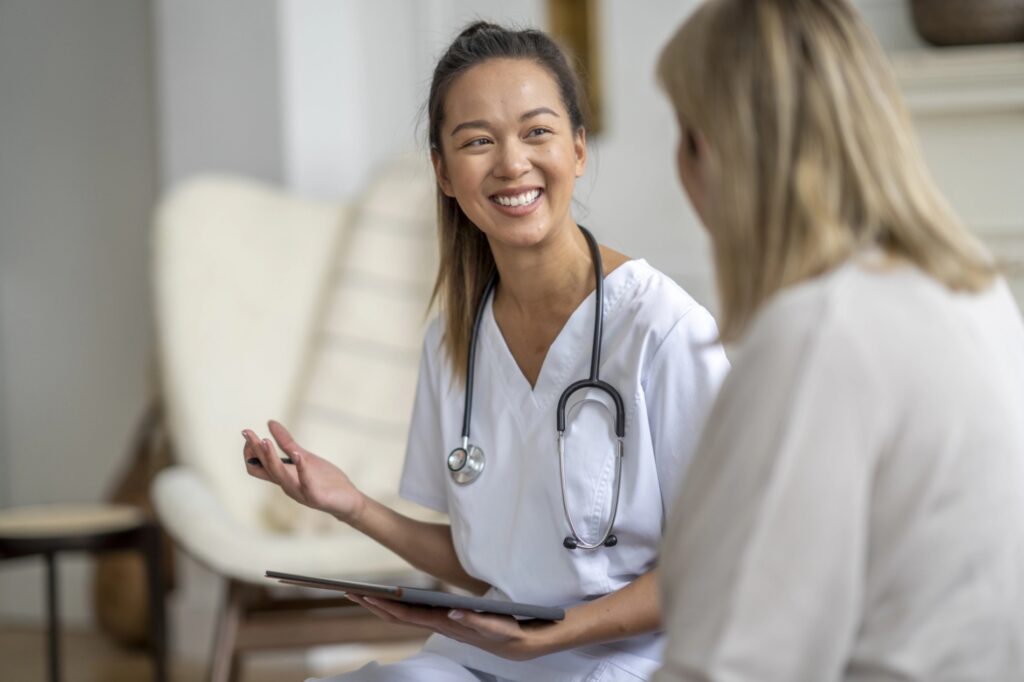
[{"xmin": 444, "ymin": 59, "xmax": 566, "ymax": 125}]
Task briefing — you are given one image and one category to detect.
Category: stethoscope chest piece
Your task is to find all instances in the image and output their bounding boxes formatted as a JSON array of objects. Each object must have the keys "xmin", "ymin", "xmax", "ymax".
[{"xmin": 448, "ymin": 443, "xmax": 484, "ymax": 485}]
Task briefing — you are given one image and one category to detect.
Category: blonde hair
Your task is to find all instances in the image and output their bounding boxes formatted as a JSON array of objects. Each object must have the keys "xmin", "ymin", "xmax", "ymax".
[{"xmin": 657, "ymin": 0, "xmax": 995, "ymax": 341}]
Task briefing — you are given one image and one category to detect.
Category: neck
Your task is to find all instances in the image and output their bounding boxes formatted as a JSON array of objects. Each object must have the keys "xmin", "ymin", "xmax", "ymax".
[{"xmin": 489, "ymin": 222, "xmax": 596, "ymax": 319}]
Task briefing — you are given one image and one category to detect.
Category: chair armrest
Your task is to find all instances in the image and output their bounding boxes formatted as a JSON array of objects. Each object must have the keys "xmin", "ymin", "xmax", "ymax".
[{"xmin": 152, "ymin": 466, "xmax": 422, "ymax": 584}]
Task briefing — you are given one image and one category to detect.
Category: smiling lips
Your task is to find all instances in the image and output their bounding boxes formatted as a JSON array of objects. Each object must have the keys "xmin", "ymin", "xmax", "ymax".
[{"xmin": 489, "ymin": 188, "xmax": 543, "ymax": 216}]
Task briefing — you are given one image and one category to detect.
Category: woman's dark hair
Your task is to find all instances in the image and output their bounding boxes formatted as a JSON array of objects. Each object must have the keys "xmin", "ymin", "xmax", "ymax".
[{"xmin": 427, "ymin": 21, "xmax": 587, "ymax": 379}]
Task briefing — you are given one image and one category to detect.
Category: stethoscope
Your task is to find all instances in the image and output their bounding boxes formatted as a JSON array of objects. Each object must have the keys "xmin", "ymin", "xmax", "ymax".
[{"xmin": 446, "ymin": 225, "xmax": 626, "ymax": 550}]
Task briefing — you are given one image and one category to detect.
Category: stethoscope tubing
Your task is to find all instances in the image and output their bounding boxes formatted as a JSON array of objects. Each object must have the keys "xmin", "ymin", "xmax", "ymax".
[
  {"xmin": 460, "ymin": 272, "xmax": 498, "ymax": 448},
  {"xmin": 451, "ymin": 224, "xmax": 626, "ymax": 550},
  {"xmin": 555, "ymin": 378, "xmax": 626, "ymax": 437}
]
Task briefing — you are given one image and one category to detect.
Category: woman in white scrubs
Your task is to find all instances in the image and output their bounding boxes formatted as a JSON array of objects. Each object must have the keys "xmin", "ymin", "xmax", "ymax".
[
  {"xmin": 654, "ymin": 1, "xmax": 1024, "ymax": 680},
  {"xmin": 242, "ymin": 22, "xmax": 729, "ymax": 682}
]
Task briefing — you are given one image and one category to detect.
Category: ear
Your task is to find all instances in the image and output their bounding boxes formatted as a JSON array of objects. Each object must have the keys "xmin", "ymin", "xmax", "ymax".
[
  {"xmin": 686, "ymin": 128, "xmax": 699, "ymax": 160},
  {"xmin": 431, "ymin": 148, "xmax": 456, "ymax": 198},
  {"xmin": 691, "ymin": 128, "xmax": 711, "ymax": 181},
  {"xmin": 573, "ymin": 127, "xmax": 587, "ymax": 178}
]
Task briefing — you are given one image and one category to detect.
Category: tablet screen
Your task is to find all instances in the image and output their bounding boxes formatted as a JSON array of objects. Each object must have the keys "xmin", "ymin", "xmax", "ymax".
[{"xmin": 266, "ymin": 570, "xmax": 565, "ymax": 621}]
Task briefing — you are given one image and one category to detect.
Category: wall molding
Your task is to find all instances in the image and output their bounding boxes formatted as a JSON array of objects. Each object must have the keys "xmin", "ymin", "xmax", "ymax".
[{"xmin": 893, "ymin": 45, "xmax": 1024, "ymax": 115}]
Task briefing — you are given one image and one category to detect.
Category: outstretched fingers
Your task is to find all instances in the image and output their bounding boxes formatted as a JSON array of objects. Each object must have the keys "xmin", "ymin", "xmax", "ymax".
[
  {"xmin": 242, "ymin": 430, "xmax": 272, "ymax": 481},
  {"xmin": 259, "ymin": 437, "xmax": 300, "ymax": 491},
  {"xmin": 268, "ymin": 420, "xmax": 304, "ymax": 463}
]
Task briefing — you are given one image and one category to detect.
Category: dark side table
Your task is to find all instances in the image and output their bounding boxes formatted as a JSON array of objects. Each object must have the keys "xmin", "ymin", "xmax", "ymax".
[{"xmin": 0, "ymin": 504, "xmax": 167, "ymax": 682}]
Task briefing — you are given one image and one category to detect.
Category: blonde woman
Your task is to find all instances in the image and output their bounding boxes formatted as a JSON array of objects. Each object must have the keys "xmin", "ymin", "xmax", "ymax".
[{"xmin": 654, "ymin": 0, "xmax": 1024, "ymax": 680}]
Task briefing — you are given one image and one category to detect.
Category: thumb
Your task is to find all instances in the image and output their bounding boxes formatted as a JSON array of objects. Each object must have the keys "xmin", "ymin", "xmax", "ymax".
[{"xmin": 268, "ymin": 420, "xmax": 304, "ymax": 459}]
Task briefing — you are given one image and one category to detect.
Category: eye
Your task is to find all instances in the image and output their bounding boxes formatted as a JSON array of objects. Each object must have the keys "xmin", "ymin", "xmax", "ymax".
[
  {"xmin": 461, "ymin": 137, "xmax": 492, "ymax": 149},
  {"xmin": 526, "ymin": 127, "xmax": 552, "ymax": 139}
]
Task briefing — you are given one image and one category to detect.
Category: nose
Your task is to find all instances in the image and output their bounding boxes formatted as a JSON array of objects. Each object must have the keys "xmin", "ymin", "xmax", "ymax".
[{"xmin": 493, "ymin": 140, "xmax": 531, "ymax": 180}]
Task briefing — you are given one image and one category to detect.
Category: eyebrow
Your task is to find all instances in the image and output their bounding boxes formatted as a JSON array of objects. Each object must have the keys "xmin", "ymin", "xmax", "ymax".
[{"xmin": 449, "ymin": 107, "xmax": 561, "ymax": 137}]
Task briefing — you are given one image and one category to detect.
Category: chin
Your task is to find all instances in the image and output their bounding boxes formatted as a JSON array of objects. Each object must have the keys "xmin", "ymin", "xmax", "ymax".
[{"xmin": 483, "ymin": 218, "xmax": 557, "ymax": 250}]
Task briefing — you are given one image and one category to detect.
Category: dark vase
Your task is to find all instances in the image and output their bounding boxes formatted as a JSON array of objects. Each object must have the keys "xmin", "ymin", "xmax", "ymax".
[{"xmin": 911, "ymin": 0, "xmax": 1024, "ymax": 46}]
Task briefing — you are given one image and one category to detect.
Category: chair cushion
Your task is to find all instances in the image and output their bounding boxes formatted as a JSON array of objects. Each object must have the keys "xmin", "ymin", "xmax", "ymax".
[
  {"xmin": 153, "ymin": 466, "xmax": 416, "ymax": 583},
  {"xmin": 153, "ymin": 175, "xmax": 350, "ymax": 527},
  {"xmin": 262, "ymin": 155, "xmax": 441, "ymax": 533},
  {"xmin": 152, "ymin": 158, "xmax": 443, "ymax": 586}
]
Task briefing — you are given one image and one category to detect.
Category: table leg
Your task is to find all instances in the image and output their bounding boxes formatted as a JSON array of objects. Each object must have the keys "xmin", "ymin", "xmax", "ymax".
[
  {"xmin": 144, "ymin": 524, "xmax": 168, "ymax": 682},
  {"xmin": 44, "ymin": 550, "xmax": 60, "ymax": 682}
]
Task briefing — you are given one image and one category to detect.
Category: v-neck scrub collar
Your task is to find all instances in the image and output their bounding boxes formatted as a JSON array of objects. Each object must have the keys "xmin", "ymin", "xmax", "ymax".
[{"xmin": 479, "ymin": 259, "xmax": 646, "ymax": 412}]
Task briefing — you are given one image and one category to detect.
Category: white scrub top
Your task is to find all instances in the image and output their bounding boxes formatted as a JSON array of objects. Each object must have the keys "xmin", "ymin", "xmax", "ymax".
[
  {"xmin": 655, "ymin": 255, "xmax": 1024, "ymax": 681},
  {"xmin": 400, "ymin": 259, "xmax": 730, "ymax": 681}
]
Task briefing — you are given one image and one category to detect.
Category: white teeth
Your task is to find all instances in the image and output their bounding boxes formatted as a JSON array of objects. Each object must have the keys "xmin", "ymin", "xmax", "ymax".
[{"xmin": 494, "ymin": 189, "xmax": 540, "ymax": 207}]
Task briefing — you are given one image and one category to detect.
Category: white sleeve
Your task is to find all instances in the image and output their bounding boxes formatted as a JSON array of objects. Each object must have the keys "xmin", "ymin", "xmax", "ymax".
[
  {"xmin": 655, "ymin": 310, "xmax": 878, "ymax": 682},
  {"xmin": 398, "ymin": 324, "xmax": 449, "ymax": 513},
  {"xmin": 642, "ymin": 305, "xmax": 731, "ymax": 516}
]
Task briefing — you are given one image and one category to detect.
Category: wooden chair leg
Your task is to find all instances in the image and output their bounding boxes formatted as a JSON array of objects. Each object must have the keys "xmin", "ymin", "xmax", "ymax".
[
  {"xmin": 44, "ymin": 551, "xmax": 61, "ymax": 682},
  {"xmin": 208, "ymin": 579, "xmax": 245, "ymax": 682},
  {"xmin": 144, "ymin": 524, "xmax": 168, "ymax": 682}
]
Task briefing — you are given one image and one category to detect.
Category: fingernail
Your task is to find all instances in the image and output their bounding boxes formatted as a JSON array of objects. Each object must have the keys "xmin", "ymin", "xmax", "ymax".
[{"xmin": 448, "ymin": 609, "xmax": 463, "ymax": 620}]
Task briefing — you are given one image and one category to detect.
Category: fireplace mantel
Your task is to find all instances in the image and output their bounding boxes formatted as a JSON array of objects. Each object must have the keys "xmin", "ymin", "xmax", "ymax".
[{"xmin": 892, "ymin": 44, "xmax": 1024, "ymax": 116}]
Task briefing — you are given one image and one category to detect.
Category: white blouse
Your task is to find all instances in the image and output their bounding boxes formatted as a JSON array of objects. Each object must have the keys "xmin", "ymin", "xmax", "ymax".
[
  {"xmin": 655, "ymin": 255, "xmax": 1024, "ymax": 681},
  {"xmin": 401, "ymin": 259, "xmax": 730, "ymax": 681}
]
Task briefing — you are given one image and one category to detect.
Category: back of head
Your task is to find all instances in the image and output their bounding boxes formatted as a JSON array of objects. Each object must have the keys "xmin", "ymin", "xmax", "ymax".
[{"xmin": 658, "ymin": 0, "xmax": 994, "ymax": 341}]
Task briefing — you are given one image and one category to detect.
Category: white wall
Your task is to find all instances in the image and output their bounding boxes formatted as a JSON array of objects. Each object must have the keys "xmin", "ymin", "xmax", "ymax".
[
  {"xmin": 0, "ymin": 0, "xmax": 159, "ymax": 622},
  {"xmin": 0, "ymin": 285, "xmax": 8, "ymax": 508},
  {"xmin": 279, "ymin": 0, "xmax": 546, "ymax": 201},
  {"xmin": 0, "ymin": 308, "xmax": 8, "ymax": 509},
  {"xmin": 153, "ymin": 0, "xmax": 283, "ymax": 189},
  {"xmin": 582, "ymin": 0, "xmax": 710, "ymax": 303},
  {"xmin": 279, "ymin": 0, "xmax": 420, "ymax": 199},
  {"xmin": 853, "ymin": 0, "xmax": 926, "ymax": 51}
]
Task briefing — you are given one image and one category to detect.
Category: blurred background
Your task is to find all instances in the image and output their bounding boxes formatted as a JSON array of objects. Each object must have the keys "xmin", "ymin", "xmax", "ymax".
[{"xmin": 0, "ymin": 0, "xmax": 1021, "ymax": 679}]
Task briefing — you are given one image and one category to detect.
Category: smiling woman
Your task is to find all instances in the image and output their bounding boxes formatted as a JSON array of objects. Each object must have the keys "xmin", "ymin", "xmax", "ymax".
[
  {"xmin": 240, "ymin": 21, "xmax": 730, "ymax": 682},
  {"xmin": 436, "ymin": 60, "xmax": 583, "ymax": 250}
]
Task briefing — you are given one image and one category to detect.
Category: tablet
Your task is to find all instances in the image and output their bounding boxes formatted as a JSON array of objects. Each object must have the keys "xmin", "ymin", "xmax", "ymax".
[{"xmin": 265, "ymin": 570, "xmax": 565, "ymax": 622}]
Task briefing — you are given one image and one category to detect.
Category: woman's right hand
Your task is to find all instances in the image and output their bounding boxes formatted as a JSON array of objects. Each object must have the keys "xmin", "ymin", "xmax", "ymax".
[{"xmin": 242, "ymin": 420, "xmax": 366, "ymax": 524}]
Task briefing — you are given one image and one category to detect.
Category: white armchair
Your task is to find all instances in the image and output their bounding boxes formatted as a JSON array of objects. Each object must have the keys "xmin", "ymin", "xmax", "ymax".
[{"xmin": 151, "ymin": 156, "xmax": 440, "ymax": 681}]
